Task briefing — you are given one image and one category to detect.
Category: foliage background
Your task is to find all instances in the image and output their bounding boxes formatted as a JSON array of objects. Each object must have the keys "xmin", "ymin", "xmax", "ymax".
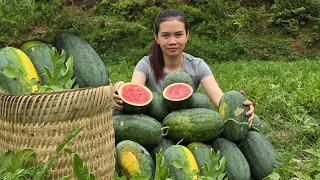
[{"xmin": 1, "ymin": 0, "xmax": 320, "ymax": 65}]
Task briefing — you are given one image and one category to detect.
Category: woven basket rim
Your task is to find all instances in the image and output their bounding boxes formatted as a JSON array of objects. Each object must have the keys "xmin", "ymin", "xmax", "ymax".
[{"xmin": 0, "ymin": 84, "xmax": 113, "ymax": 97}]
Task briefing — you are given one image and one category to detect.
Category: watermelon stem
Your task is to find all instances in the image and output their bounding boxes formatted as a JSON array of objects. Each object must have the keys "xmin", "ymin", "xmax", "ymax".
[
  {"xmin": 225, "ymin": 118, "xmax": 249, "ymax": 125},
  {"xmin": 176, "ymin": 138, "xmax": 184, "ymax": 145},
  {"xmin": 161, "ymin": 126, "xmax": 170, "ymax": 136}
]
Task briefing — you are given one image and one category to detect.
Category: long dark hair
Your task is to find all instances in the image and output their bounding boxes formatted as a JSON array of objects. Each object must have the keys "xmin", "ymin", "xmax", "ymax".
[{"xmin": 149, "ymin": 9, "xmax": 189, "ymax": 83}]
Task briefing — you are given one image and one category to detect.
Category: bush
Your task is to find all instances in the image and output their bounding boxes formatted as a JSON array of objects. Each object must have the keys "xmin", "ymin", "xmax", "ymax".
[
  {"xmin": 185, "ymin": 35, "xmax": 248, "ymax": 63},
  {"xmin": 0, "ymin": 0, "xmax": 38, "ymax": 45},
  {"xmin": 245, "ymin": 37, "xmax": 301, "ymax": 61},
  {"xmin": 230, "ymin": 6, "xmax": 268, "ymax": 34}
]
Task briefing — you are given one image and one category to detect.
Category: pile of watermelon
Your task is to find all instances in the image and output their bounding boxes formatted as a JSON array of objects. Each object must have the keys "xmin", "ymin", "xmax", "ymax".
[
  {"xmin": 113, "ymin": 71, "xmax": 281, "ymax": 180},
  {"xmin": 0, "ymin": 33, "xmax": 109, "ymax": 95}
]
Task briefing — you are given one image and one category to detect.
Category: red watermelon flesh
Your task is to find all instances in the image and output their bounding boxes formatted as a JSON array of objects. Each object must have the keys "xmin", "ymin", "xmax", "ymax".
[
  {"xmin": 119, "ymin": 83, "xmax": 152, "ymax": 105},
  {"xmin": 163, "ymin": 83, "xmax": 193, "ymax": 101}
]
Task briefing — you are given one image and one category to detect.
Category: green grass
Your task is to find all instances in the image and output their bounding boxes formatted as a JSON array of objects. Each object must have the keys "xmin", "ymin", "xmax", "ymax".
[
  {"xmin": 210, "ymin": 59, "xmax": 320, "ymax": 148},
  {"xmin": 107, "ymin": 58, "xmax": 320, "ymax": 177}
]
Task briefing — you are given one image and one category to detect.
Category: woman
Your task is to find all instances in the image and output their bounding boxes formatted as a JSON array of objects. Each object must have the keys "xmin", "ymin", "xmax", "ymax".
[{"xmin": 113, "ymin": 9, "xmax": 254, "ymax": 126}]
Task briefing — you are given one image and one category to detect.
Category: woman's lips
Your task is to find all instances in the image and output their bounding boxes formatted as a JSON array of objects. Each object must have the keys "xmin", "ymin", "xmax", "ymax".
[{"xmin": 167, "ymin": 48, "xmax": 177, "ymax": 52}]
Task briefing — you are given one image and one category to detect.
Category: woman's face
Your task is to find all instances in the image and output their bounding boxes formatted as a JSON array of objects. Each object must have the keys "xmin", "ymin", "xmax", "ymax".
[{"xmin": 155, "ymin": 19, "xmax": 189, "ymax": 59}]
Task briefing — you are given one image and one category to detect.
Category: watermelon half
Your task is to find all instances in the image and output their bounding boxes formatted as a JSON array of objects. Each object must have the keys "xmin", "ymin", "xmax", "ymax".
[
  {"xmin": 118, "ymin": 82, "xmax": 153, "ymax": 114},
  {"xmin": 163, "ymin": 83, "xmax": 193, "ymax": 110}
]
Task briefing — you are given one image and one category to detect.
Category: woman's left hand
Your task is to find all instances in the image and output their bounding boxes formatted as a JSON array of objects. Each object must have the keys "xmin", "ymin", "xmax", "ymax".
[{"xmin": 240, "ymin": 90, "xmax": 255, "ymax": 128}]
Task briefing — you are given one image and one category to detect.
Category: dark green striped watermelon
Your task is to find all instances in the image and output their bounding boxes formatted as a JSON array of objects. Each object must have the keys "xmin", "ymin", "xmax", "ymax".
[
  {"xmin": 163, "ymin": 145, "xmax": 199, "ymax": 180},
  {"xmin": 212, "ymin": 138, "xmax": 251, "ymax": 180},
  {"xmin": 249, "ymin": 114, "xmax": 262, "ymax": 131},
  {"xmin": 219, "ymin": 90, "xmax": 250, "ymax": 142},
  {"xmin": 186, "ymin": 142, "xmax": 213, "ymax": 176},
  {"xmin": 163, "ymin": 70, "xmax": 193, "ymax": 89},
  {"xmin": 188, "ymin": 93, "xmax": 211, "ymax": 109},
  {"xmin": 0, "ymin": 47, "xmax": 39, "ymax": 94},
  {"xmin": 113, "ymin": 114, "xmax": 163, "ymax": 148},
  {"xmin": 239, "ymin": 131, "xmax": 281, "ymax": 180},
  {"xmin": 149, "ymin": 137, "xmax": 175, "ymax": 161},
  {"xmin": 53, "ymin": 32, "xmax": 109, "ymax": 88},
  {"xmin": 20, "ymin": 41, "xmax": 54, "ymax": 85},
  {"xmin": 115, "ymin": 140, "xmax": 155, "ymax": 179},
  {"xmin": 112, "ymin": 108, "xmax": 124, "ymax": 116},
  {"xmin": 162, "ymin": 108, "xmax": 224, "ymax": 142},
  {"xmin": 146, "ymin": 92, "xmax": 171, "ymax": 122}
]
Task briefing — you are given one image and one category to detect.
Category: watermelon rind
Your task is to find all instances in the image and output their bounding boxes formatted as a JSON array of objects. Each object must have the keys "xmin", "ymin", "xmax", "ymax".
[
  {"xmin": 118, "ymin": 82, "xmax": 153, "ymax": 114},
  {"xmin": 163, "ymin": 82, "xmax": 193, "ymax": 110}
]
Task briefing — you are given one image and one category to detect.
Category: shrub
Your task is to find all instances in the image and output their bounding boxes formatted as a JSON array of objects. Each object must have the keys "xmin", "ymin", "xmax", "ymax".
[
  {"xmin": 230, "ymin": 6, "xmax": 268, "ymax": 34},
  {"xmin": 0, "ymin": 0, "xmax": 38, "ymax": 45},
  {"xmin": 185, "ymin": 35, "xmax": 248, "ymax": 63}
]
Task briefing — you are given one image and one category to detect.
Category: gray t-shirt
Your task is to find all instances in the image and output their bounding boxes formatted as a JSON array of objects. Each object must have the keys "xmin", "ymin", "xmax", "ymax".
[{"xmin": 134, "ymin": 52, "xmax": 213, "ymax": 92}]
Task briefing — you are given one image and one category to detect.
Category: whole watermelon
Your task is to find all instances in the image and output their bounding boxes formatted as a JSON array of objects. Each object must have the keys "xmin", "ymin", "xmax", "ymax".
[
  {"xmin": 53, "ymin": 33, "xmax": 109, "ymax": 88},
  {"xmin": 219, "ymin": 90, "xmax": 250, "ymax": 142}
]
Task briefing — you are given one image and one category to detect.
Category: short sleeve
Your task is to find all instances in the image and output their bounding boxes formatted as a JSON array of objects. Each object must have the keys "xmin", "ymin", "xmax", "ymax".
[
  {"xmin": 134, "ymin": 56, "xmax": 150, "ymax": 79},
  {"xmin": 198, "ymin": 59, "xmax": 213, "ymax": 81}
]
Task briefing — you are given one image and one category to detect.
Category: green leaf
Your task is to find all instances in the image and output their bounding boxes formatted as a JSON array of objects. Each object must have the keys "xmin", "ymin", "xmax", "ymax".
[
  {"xmin": 2, "ymin": 66, "xmax": 17, "ymax": 79},
  {"xmin": 56, "ymin": 126, "xmax": 85, "ymax": 153},
  {"xmin": 131, "ymin": 175, "xmax": 151, "ymax": 180},
  {"xmin": 201, "ymin": 150, "xmax": 226, "ymax": 179},
  {"xmin": 73, "ymin": 154, "xmax": 95, "ymax": 180},
  {"xmin": 154, "ymin": 149, "xmax": 169, "ymax": 180},
  {"xmin": 303, "ymin": 148, "xmax": 320, "ymax": 158},
  {"xmin": 172, "ymin": 160, "xmax": 183, "ymax": 169},
  {"xmin": 2, "ymin": 66, "xmax": 34, "ymax": 93},
  {"xmin": 264, "ymin": 172, "xmax": 281, "ymax": 180},
  {"xmin": 29, "ymin": 78, "xmax": 38, "ymax": 87},
  {"xmin": 2, "ymin": 172, "xmax": 14, "ymax": 180},
  {"xmin": 30, "ymin": 165, "xmax": 47, "ymax": 180},
  {"xmin": 10, "ymin": 149, "xmax": 35, "ymax": 170},
  {"xmin": 292, "ymin": 172, "xmax": 313, "ymax": 180},
  {"xmin": 43, "ymin": 66, "xmax": 53, "ymax": 81},
  {"xmin": 63, "ymin": 148, "xmax": 75, "ymax": 154},
  {"xmin": 113, "ymin": 171, "xmax": 127, "ymax": 180},
  {"xmin": 0, "ymin": 150, "xmax": 13, "ymax": 174},
  {"xmin": 60, "ymin": 175, "xmax": 72, "ymax": 180},
  {"xmin": 38, "ymin": 47, "xmax": 77, "ymax": 92},
  {"xmin": 32, "ymin": 127, "xmax": 85, "ymax": 179}
]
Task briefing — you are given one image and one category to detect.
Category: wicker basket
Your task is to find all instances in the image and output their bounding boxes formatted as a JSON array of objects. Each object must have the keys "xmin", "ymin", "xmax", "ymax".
[{"xmin": 0, "ymin": 85, "xmax": 115, "ymax": 179}]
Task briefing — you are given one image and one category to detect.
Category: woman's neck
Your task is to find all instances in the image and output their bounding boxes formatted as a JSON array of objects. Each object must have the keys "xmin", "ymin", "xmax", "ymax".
[{"xmin": 163, "ymin": 54, "xmax": 184, "ymax": 73}]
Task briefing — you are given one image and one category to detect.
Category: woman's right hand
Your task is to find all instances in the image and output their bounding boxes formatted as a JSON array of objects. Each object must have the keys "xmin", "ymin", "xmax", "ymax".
[{"xmin": 113, "ymin": 81, "xmax": 125, "ymax": 110}]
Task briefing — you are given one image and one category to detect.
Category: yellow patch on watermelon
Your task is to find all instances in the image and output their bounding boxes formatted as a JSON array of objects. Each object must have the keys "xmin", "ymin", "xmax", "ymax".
[
  {"xmin": 234, "ymin": 107, "xmax": 244, "ymax": 117},
  {"xmin": 219, "ymin": 101, "xmax": 226, "ymax": 119},
  {"xmin": 120, "ymin": 151, "xmax": 141, "ymax": 177},
  {"xmin": 14, "ymin": 48, "xmax": 39, "ymax": 92},
  {"xmin": 182, "ymin": 146, "xmax": 199, "ymax": 180}
]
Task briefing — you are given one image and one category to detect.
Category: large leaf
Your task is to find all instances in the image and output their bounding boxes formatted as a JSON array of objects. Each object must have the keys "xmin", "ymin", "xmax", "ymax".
[
  {"xmin": 73, "ymin": 154, "xmax": 95, "ymax": 180},
  {"xmin": 154, "ymin": 149, "xmax": 169, "ymax": 180},
  {"xmin": 10, "ymin": 149, "xmax": 35, "ymax": 170},
  {"xmin": 0, "ymin": 150, "xmax": 14, "ymax": 174},
  {"xmin": 38, "ymin": 47, "xmax": 77, "ymax": 92},
  {"xmin": 200, "ymin": 150, "xmax": 226, "ymax": 179}
]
